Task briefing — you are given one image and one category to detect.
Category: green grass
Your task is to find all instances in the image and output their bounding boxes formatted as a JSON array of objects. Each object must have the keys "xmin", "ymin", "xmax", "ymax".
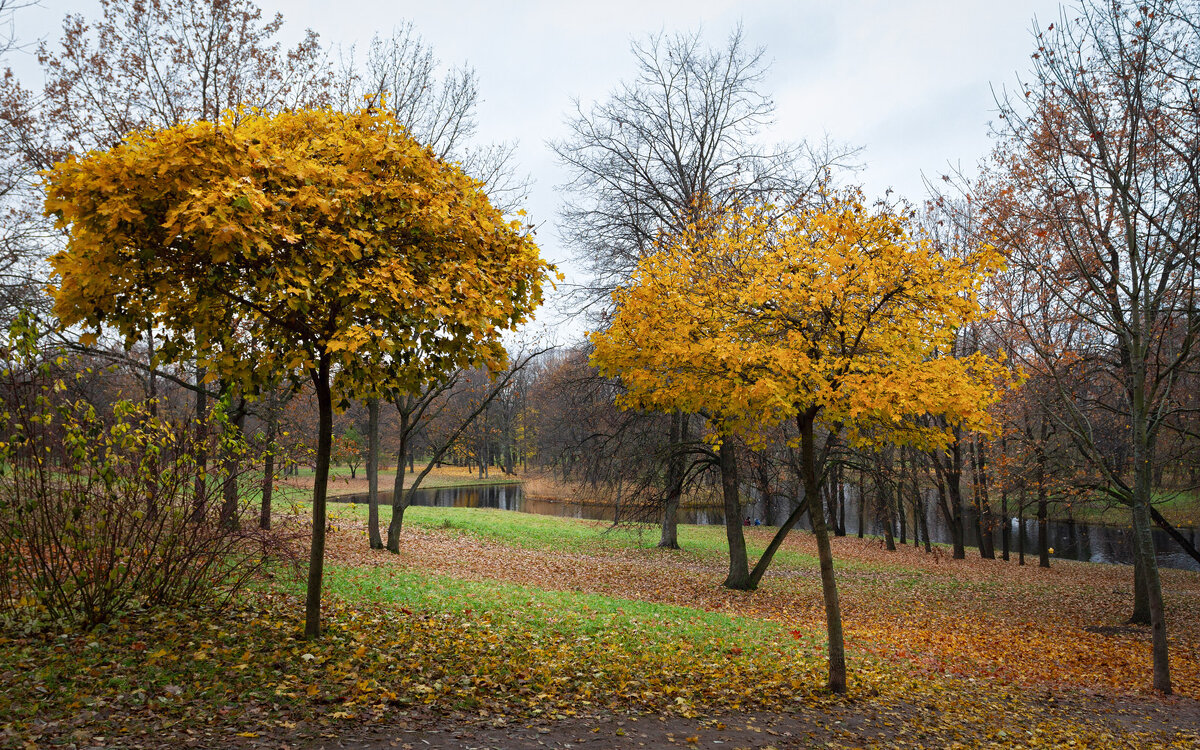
[
  {"xmin": 311, "ymin": 564, "xmax": 819, "ymax": 656},
  {"xmin": 1044, "ymin": 490, "xmax": 1200, "ymax": 526},
  {"xmin": 302, "ymin": 500, "xmax": 893, "ymax": 574}
]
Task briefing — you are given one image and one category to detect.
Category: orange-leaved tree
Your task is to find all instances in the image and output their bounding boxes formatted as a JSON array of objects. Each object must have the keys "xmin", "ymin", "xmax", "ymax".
[
  {"xmin": 590, "ymin": 192, "xmax": 1004, "ymax": 692},
  {"xmin": 45, "ymin": 106, "xmax": 552, "ymax": 638}
]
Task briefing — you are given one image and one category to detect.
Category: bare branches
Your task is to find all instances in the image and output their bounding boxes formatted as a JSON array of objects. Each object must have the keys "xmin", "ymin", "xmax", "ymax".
[
  {"xmin": 553, "ymin": 25, "xmax": 859, "ymax": 317},
  {"xmin": 336, "ymin": 22, "xmax": 530, "ymax": 211}
]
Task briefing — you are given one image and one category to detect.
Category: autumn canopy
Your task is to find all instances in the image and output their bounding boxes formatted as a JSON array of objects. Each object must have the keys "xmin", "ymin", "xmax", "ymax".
[
  {"xmin": 591, "ymin": 193, "xmax": 1006, "ymax": 691},
  {"xmin": 44, "ymin": 106, "xmax": 553, "ymax": 636}
]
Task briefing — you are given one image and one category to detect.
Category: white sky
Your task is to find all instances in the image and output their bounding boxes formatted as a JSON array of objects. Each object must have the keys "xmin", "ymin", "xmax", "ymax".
[{"xmin": 13, "ymin": 0, "xmax": 1066, "ymax": 337}]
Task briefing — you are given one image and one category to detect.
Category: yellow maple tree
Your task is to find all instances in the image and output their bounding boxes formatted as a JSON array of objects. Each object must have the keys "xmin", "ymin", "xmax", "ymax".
[
  {"xmin": 45, "ymin": 106, "xmax": 553, "ymax": 638},
  {"xmin": 591, "ymin": 191, "xmax": 1005, "ymax": 692}
]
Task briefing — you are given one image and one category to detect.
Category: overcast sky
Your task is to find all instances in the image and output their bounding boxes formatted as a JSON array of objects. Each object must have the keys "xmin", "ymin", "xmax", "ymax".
[{"xmin": 16, "ymin": 0, "xmax": 1065, "ymax": 335}]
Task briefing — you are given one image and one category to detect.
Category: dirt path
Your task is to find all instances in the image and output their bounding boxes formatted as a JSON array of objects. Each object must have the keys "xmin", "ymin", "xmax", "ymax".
[{"xmin": 292, "ymin": 692, "xmax": 1200, "ymax": 749}]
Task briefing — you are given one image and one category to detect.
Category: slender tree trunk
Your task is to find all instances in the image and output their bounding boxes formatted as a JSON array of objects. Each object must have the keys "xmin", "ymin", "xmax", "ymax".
[
  {"xmin": 720, "ymin": 435, "xmax": 751, "ymax": 590},
  {"xmin": 305, "ymin": 355, "xmax": 333, "ymax": 639},
  {"xmin": 1018, "ymin": 491, "xmax": 1026, "ymax": 566},
  {"xmin": 259, "ymin": 407, "xmax": 276, "ymax": 530},
  {"xmin": 1131, "ymin": 412, "xmax": 1171, "ymax": 692},
  {"xmin": 386, "ymin": 411, "xmax": 411, "ymax": 552},
  {"xmin": 1130, "ymin": 553, "xmax": 1151, "ymax": 624},
  {"xmin": 659, "ymin": 412, "xmax": 684, "ymax": 549},
  {"xmin": 798, "ymin": 410, "xmax": 845, "ymax": 694},
  {"xmin": 880, "ymin": 464, "xmax": 897, "ymax": 551},
  {"xmin": 999, "ymin": 436, "xmax": 1010, "ymax": 560},
  {"xmin": 1000, "ymin": 487, "xmax": 1010, "ymax": 562},
  {"xmin": 856, "ymin": 469, "xmax": 865, "ymax": 539},
  {"xmin": 973, "ymin": 439, "xmax": 996, "ymax": 559},
  {"xmin": 220, "ymin": 404, "xmax": 245, "ymax": 529},
  {"xmin": 917, "ymin": 484, "xmax": 931, "ymax": 554},
  {"xmin": 367, "ymin": 398, "xmax": 383, "ymax": 549},
  {"xmin": 941, "ymin": 465, "xmax": 966, "ymax": 559},
  {"xmin": 191, "ymin": 360, "xmax": 208, "ymax": 521},
  {"xmin": 836, "ymin": 468, "xmax": 847, "ymax": 536},
  {"xmin": 1036, "ymin": 450, "xmax": 1050, "ymax": 569},
  {"xmin": 824, "ymin": 480, "xmax": 838, "ymax": 535},
  {"xmin": 1132, "ymin": 497, "xmax": 1172, "ymax": 692},
  {"xmin": 748, "ymin": 488, "xmax": 808, "ymax": 587},
  {"xmin": 1148, "ymin": 506, "xmax": 1200, "ymax": 564}
]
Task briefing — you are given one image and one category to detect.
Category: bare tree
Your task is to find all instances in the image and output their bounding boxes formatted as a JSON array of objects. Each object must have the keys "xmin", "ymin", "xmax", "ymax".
[
  {"xmin": 983, "ymin": 0, "xmax": 1200, "ymax": 694},
  {"xmin": 554, "ymin": 25, "xmax": 855, "ymax": 313},
  {"xmin": 336, "ymin": 22, "xmax": 528, "ymax": 211}
]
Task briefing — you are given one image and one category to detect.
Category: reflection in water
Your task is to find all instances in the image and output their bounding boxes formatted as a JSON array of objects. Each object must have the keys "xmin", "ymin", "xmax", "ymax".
[{"xmin": 332, "ymin": 483, "xmax": 1200, "ymax": 572}]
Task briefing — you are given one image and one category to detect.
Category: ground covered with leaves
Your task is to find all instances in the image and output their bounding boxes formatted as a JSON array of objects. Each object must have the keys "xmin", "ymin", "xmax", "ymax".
[{"xmin": 3, "ymin": 505, "xmax": 1199, "ymax": 748}]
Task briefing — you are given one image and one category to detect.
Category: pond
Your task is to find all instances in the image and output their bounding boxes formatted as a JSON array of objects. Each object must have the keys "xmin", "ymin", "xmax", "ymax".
[{"xmin": 330, "ymin": 483, "xmax": 1200, "ymax": 572}]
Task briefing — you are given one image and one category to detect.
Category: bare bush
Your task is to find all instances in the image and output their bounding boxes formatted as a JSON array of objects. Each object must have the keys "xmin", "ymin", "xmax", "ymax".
[{"xmin": 0, "ymin": 317, "xmax": 292, "ymax": 630}]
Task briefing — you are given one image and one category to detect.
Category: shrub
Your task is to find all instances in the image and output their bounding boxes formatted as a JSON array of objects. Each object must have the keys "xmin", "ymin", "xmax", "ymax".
[{"xmin": 0, "ymin": 316, "xmax": 289, "ymax": 630}]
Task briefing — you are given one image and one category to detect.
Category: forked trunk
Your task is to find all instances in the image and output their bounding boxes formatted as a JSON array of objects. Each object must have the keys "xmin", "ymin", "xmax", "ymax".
[
  {"xmin": 659, "ymin": 412, "xmax": 684, "ymax": 549},
  {"xmin": 386, "ymin": 410, "xmax": 411, "ymax": 552},
  {"xmin": 367, "ymin": 398, "xmax": 383, "ymax": 549},
  {"xmin": 720, "ymin": 435, "xmax": 751, "ymax": 590},
  {"xmin": 798, "ymin": 409, "xmax": 845, "ymax": 694}
]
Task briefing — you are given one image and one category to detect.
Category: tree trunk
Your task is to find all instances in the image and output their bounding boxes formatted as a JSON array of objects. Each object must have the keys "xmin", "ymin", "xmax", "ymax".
[
  {"xmin": 917, "ymin": 483, "xmax": 931, "ymax": 554},
  {"xmin": 1000, "ymin": 487, "xmax": 1010, "ymax": 561},
  {"xmin": 259, "ymin": 408, "xmax": 276, "ymax": 530},
  {"xmin": 191, "ymin": 360, "xmax": 208, "ymax": 522},
  {"xmin": 1132, "ymin": 496, "xmax": 1172, "ymax": 692},
  {"xmin": 367, "ymin": 398, "xmax": 383, "ymax": 549},
  {"xmin": 220, "ymin": 402, "xmax": 245, "ymax": 529},
  {"xmin": 1036, "ymin": 450, "xmax": 1050, "ymax": 569},
  {"xmin": 748, "ymin": 492, "xmax": 807, "ymax": 588},
  {"xmin": 1018, "ymin": 492, "xmax": 1026, "ymax": 566},
  {"xmin": 386, "ymin": 410, "xmax": 411, "ymax": 552},
  {"xmin": 999, "ymin": 436, "xmax": 1010, "ymax": 561},
  {"xmin": 1130, "ymin": 553, "xmax": 1151, "ymax": 624},
  {"xmin": 836, "ymin": 468, "xmax": 847, "ymax": 536},
  {"xmin": 856, "ymin": 469, "xmax": 865, "ymax": 539},
  {"xmin": 305, "ymin": 355, "xmax": 333, "ymax": 639},
  {"xmin": 1150, "ymin": 505, "xmax": 1200, "ymax": 566},
  {"xmin": 934, "ymin": 469, "xmax": 965, "ymax": 559},
  {"xmin": 880, "ymin": 462, "xmax": 897, "ymax": 551},
  {"xmin": 798, "ymin": 409, "xmax": 846, "ymax": 694},
  {"xmin": 946, "ymin": 446, "xmax": 966, "ymax": 559},
  {"xmin": 1131, "ymin": 422, "xmax": 1171, "ymax": 692},
  {"xmin": 720, "ymin": 435, "xmax": 751, "ymax": 590},
  {"xmin": 659, "ymin": 412, "xmax": 684, "ymax": 549},
  {"xmin": 973, "ymin": 439, "xmax": 996, "ymax": 559}
]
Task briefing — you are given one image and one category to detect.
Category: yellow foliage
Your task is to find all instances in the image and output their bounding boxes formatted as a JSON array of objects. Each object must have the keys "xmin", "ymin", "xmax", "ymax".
[
  {"xmin": 590, "ymin": 193, "xmax": 1006, "ymax": 447},
  {"xmin": 44, "ymin": 106, "xmax": 552, "ymax": 401}
]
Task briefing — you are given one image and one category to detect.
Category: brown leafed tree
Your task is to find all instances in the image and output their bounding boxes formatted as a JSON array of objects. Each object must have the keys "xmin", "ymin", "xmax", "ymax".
[{"xmin": 982, "ymin": 0, "xmax": 1200, "ymax": 694}]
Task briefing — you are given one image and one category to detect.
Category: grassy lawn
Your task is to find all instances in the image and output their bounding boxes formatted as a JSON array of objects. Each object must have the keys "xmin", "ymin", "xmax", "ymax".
[
  {"xmin": 1046, "ymin": 490, "xmax": 1200, "ymax": 527},
  {"xmin": 317, "ymin": 500, "xmax": 854, "ymax": 572}
]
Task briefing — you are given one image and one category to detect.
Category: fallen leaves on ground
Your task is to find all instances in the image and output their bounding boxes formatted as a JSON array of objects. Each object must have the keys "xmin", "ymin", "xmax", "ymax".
[
  {"xmin": 3, "ymin": 507, "xmax": 1199, "ymax": 748},
  {"xmin": 328, "ymin": 509, "xmax": 1200, "ymax": 701}
]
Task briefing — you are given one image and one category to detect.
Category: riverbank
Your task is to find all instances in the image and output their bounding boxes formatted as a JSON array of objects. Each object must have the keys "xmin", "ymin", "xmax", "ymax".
[
  {"xmin": 6, "ymin": 505, "xmax": 1198, "ymax": 748},
  {"xmin": 275, "ymin": 465, "xmax": 521, "ymax": 502},
  {"xmin": 519, "ymin": 470, "xmax": 724, "ymax": 509}
]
